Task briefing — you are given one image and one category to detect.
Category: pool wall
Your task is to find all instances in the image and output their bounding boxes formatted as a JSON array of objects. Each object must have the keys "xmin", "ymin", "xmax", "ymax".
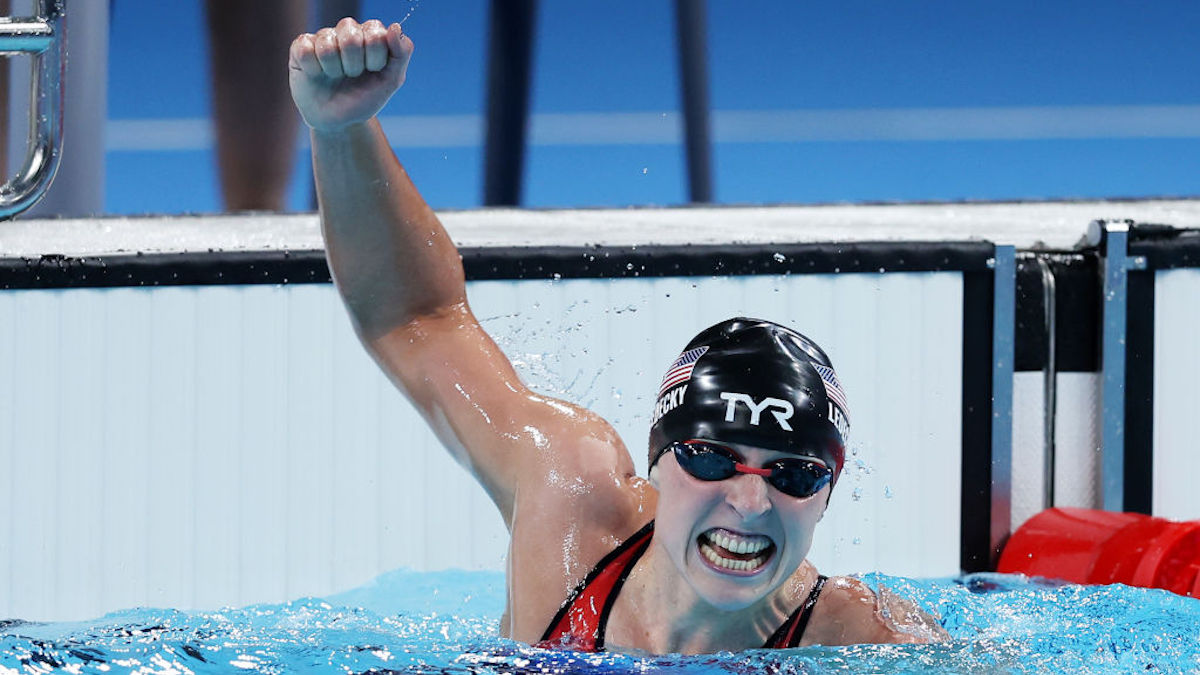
[
  {"xmin": 1152, "ymin": 267, "xmax": 1200, "ymax": 520},
  {"xmin": 2, "ymin": 202, "xmax": 1198, "ymax": 622},
  {"xmin": 0, "ymin": 272, "xmax": 966, "ymax": 621}
]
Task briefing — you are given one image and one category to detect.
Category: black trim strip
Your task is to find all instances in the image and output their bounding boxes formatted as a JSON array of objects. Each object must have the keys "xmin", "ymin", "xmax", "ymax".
[
  {"xmin": 462, "ymin": 242, "xmax": 994, "ymax": 280},
  {"xmin": 1, "ymin": 241, "xmax": 995, "ymax": 290},
  {"xmin": 1015, "ymin": 254, "xmax": 1099, "ymax": 373},
  {"xmin": 1123, "ymin": 269, "xmax": 1155, "ymax": 514},
  {"xmin": 0, "ymin": 251, "xmax": 333, "ymax": 289},
  {"xmin": 1129, "ymin": 237, "xmax": 1200, "ymax": 270},
  {"xmin": 960, "ymin": 269, "xmax": 994, "ymax": 574}
]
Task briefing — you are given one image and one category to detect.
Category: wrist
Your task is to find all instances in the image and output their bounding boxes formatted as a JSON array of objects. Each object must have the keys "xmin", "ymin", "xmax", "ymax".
[{"xmin": 309, "ymin": 118, "xmax": 375, "ymax": 141}]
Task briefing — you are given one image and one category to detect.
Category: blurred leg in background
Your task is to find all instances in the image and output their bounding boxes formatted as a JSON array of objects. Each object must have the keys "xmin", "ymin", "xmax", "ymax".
[
  {"xmin": 205, "ymin": 0, "xmax": 359, "ymax": 213},
  {"xmin": 205, "ymin": 0, "xmax": 305, "ymax": 212},
  {"xmin": 314, "ymin": 0, "xmax": 362, "ymax": 36}
]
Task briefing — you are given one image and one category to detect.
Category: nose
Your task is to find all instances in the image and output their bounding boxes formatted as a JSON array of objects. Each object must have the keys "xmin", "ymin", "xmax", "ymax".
[{"xmin": 724, "ymin": 472, "xmax": 772, "ymax": 519}]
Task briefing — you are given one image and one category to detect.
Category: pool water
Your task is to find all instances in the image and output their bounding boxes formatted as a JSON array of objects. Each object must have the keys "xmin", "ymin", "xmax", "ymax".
[{"xmin": 3, "ymin": 570, "xmax": 1199, "ymax": 674}]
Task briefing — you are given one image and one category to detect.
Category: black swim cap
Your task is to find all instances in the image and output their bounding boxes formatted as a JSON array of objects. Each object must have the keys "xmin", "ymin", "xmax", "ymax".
[{"xmin": 647, "ymin": 318, "xmax": 850, "ymax": 483}]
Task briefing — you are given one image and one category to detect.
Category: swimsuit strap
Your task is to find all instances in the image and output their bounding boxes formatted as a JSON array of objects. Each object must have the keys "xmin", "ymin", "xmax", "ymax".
[
  {"xmin": 538, "ymin": 521, "xmax": 655, "ymax": 652},
  {"xmin": 763, "ymin": 574, "xmax": 828, "ymax": 649}
]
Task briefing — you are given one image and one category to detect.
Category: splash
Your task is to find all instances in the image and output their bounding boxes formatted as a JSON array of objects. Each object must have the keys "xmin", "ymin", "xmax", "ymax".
[
  {"xmin": 4, "ymin": 572, "xmax": 1200, "ymax": 674},
  {"xmin": 399, "ymin": 0, "xmax": 421, "ymax": 25}
]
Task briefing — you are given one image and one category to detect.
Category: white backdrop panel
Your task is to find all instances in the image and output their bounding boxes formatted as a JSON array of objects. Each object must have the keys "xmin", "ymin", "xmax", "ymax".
[
  {"xmin": 0, "ymin": 271, "xmax": 962, "ymax": 621},
  {"xmin": 1010, "ymin": 372, "xmax": 1102, "ymax": 531},
  {"xmin": 1153, "ymin": 268, "xmax": 1200, "ymax": 520}
]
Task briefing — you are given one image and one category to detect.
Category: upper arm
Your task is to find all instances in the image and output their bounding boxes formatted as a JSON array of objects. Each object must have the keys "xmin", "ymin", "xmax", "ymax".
[
  {"xmin": 363, "ymin": 302, "xmax": 636, "ymax": 525},
  {"xmin": 812, "ymin": 577, "xmax": 949, "ymax": 645},
  {"xmin": 872, "ymin": 583, "xmax": 950, "ymax": 643}
]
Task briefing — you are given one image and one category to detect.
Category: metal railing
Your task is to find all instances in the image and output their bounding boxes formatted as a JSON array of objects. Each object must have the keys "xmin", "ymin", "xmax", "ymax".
[
  {"xmin": 1036, "ymin": 256, "xmax": 1057, "ymax": 510},
  {"xmin": 0, "ymin": 0, "xmax": 64, "ymax": 220}
]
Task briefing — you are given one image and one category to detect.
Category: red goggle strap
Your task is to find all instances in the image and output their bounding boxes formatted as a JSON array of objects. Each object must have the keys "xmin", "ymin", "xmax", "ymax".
[{"xmin": 733, "ymin": 462, "xmax": 772, "ymax": 477}]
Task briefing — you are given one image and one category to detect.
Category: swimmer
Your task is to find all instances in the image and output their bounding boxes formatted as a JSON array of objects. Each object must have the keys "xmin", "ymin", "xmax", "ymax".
[{"xmin": 289, "ymin": 18, "xmax": 949, "ymax": 653}]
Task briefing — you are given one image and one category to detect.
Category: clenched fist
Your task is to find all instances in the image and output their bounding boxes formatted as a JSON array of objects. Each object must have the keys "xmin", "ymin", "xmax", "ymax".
[{"xmin": 289, "ymin": 18, "xmax": 414, "ymax": 132}]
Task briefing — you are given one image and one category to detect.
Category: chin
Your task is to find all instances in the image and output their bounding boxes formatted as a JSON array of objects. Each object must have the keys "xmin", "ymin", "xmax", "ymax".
[{"xmin": 685, "ymin": 539, "xmax": 783, "ymax": 611}]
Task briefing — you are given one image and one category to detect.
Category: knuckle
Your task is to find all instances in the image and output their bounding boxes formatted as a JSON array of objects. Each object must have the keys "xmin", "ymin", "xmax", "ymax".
[{"xmin": 315, "ymin": 29, "xmax": 337, "ymax": 50}]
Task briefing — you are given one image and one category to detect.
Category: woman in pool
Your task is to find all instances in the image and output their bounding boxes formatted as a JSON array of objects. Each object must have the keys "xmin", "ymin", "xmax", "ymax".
[{"xmin": 289, "ymin": 18, "xmax": 947, "ymax": 652}]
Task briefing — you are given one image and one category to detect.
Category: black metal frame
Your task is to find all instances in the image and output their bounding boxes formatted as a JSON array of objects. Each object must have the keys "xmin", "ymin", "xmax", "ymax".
[
  {"xmin": 481, "ymin": 0, "xmax": 714, "ymax": 206},
  {"xmin": 483, "ymin": 0, "xmax": 538, "ymax": 207},
  {"xmin": 959, "ymin": 269, "xmax": 995, "ymax": 573}
]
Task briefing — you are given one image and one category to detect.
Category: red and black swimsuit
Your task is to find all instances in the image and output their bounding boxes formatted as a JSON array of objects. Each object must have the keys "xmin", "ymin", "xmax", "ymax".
[{"xmin": 538, "ymin": 521, "xmax": 828, "ymax": 652}]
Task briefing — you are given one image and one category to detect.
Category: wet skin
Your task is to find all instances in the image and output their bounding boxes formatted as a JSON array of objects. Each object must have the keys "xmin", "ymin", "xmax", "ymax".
[
  {"xmin": 291, "ymin": 16, "xmax": 949, "ymax": 654},
  {"xmin": 648, "ymin": 443, "xmax": 828, "ymax": 612}
]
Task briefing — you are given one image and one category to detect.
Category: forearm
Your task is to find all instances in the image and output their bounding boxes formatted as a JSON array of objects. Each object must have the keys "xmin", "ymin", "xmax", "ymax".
[{"xmin": 312, "ymin": 118, "xmax": 466, "ymax": 340}]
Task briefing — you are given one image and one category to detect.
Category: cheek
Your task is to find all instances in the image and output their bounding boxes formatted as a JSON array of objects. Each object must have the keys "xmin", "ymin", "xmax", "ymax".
[
  {"xmin": 655, "ymin": 473, "xmax": 720, "ymax": 542},
  {"xmin": 779, "ymin": 494, "xmax": 828, "ymax": 549}
]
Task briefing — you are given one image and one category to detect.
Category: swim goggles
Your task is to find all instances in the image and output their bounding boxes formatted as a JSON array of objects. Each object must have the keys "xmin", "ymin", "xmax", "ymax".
[{"xmin": 669, "ymin": 440, "xmax": 832, "ymax": 499}]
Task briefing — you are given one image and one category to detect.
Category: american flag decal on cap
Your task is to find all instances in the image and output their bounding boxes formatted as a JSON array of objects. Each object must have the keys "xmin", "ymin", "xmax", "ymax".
[
  {"xmin": 812, "ymin": 363, "xmax": 850, "ymax": 419},
  {"xmin": 658, "ymin": 346, "xmax": 709, "ymax": 397}
]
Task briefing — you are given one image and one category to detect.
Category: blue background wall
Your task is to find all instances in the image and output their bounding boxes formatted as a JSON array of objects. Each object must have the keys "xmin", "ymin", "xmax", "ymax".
[{"xmin": 106, "ymin": 0, "xmax": 1200, "ymax": 214}]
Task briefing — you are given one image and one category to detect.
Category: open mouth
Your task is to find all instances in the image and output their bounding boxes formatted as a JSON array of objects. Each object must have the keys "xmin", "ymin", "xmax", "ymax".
[{"xmin": 696, "ymin": 527, "xmax": 776, "ymax": 576}]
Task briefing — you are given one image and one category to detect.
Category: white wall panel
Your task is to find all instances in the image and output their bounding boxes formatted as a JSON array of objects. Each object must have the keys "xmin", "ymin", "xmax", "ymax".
[
  {"xmin": 1153, "ymin": 268, "xmax": 1200, "ymax": 520},
  {"xmin": 1, "ymin": 271, "xmax": 964, "ymax": 621},
  {"xmin": 284, "ymin": 284, "xmax": 336, "ymax": 598},
  {"xmin": 1011, "ymin": 372, "xmax": 1102, "ymax": 531}
]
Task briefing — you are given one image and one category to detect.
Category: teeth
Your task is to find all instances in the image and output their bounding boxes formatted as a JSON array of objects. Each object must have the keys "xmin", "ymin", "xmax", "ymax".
[
  {"xmin": 708, "ymin": 530, "xmax": 770, "ymax": 555},
  {"xmin": 699, "ymin": 539, "xmax": 771, "ymax": 572}
]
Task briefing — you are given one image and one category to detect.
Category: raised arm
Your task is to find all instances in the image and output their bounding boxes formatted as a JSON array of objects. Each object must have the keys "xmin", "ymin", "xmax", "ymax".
[
  {"xmin": 289, "ymin": 19, "xmax": 448, "ymax": 336},
  {"xmin": 288, "ymin": 19, "xmax": 644, "ymax": 526}
]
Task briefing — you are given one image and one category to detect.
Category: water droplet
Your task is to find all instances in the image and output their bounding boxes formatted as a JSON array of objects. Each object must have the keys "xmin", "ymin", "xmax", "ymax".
[
  {"xmin": 641, "ymin": 167, "xmax": 649, "ymax": 175},
  {"xmin": 773, "ymin": 252, "xmax": 786, "ymax": 263},
  {"xmin": 851, "ymin": 487, "xmax": 863, "ymax": 501},
  {"xmin": 852, "ymin": 537, "xmax": 862, "ymax": 545},
  {"xmin": 884, "ymin": 485, "xmax": 894, "ymax": 499}
]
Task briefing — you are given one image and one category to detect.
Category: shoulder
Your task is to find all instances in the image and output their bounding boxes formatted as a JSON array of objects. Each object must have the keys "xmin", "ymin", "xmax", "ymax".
[
  {"xmin": 804, "ymin": 575, "xmax": 949, "ymax": 645},
  {"xmin": 507, "ymin": 394, "xmax": 656, "ymax": 567},
  {"xmin": 516, "ymin": 394, "xmax": 651, "ymax": 504}
]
